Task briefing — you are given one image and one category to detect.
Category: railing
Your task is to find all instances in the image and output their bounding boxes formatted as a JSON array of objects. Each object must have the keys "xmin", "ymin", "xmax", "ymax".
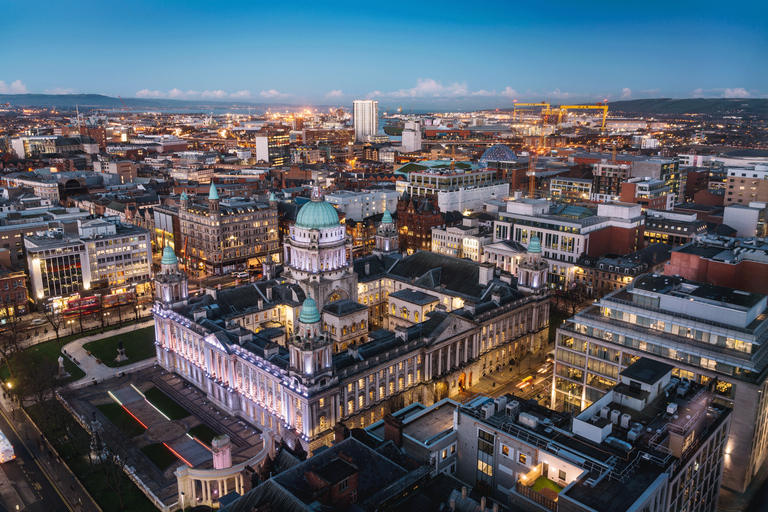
[
  {"xmin": 569, "ymin": 312, "xmax": 755, "ymax": 366},
  {"xmin": 515, "ymin": 480, "xmax": 557, "ymax": 511},
  {"xmin": 604, "ymin": 294, "xmax": 768, "ymax": 339}
]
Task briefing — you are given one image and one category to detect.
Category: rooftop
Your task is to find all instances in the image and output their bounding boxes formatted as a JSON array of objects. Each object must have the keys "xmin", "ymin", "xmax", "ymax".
[{"xmin": 620, "ymin": 357, "xmax": 675, "ymax": 384}]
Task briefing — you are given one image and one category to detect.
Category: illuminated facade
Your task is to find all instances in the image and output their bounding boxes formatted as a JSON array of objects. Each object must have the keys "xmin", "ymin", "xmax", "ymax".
[
  {"xmin": 153, "ymin": 196, "xmax": 551, "ymax": 452},
  {"xmin": 178, "ymin": 184, "xmax": 280, "ymax": 275},
  {"xmin": 554, "ymin": 274, "xmax": 768, "ymax": 494}
]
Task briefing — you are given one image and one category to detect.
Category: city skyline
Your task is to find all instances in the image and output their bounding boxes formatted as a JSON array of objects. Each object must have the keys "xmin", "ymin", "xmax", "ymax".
[{"xmin": 1, "ymin": 0, "xmax": 766, "ymax": 108}]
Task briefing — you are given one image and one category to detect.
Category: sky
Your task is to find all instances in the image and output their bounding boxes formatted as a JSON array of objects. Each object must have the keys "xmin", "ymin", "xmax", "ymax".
[{"xmin": 1, "ymin": 0, "xmax": 766, "ymax": 109}]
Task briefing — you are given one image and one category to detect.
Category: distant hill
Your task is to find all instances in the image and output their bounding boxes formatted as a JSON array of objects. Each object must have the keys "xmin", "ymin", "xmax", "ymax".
[
  {"xmin": 0, "ymin": 93, "xmax": 280, "ymax": 111},
  {"xmin": 606, "ymin": 98, "xmax": 768, "ymax": 117}
]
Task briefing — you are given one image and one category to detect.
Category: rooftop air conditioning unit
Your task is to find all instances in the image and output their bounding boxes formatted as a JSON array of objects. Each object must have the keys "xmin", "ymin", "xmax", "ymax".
[
  {"xmin": 494, "ymin": 396, "xmax": 508, "ymax": 412},
  {"xmin": 482, "ymin": 403, "xmax": 495, "ymax": 419},
  {"xmin": 600, "ymin": 406, "xmax": 611, "ymax": 419},
  {"xmin": 506, "ymin": 401, "xmax": 520, "ymax": 418},
  {"xmin": 620, "ymin": 413, "xmax": 632, "ymax": 429},
  {"xmin": 610, "ymin": 410, "xmax": 621, "ymax": 425},
  {"xmin": 666, "ymin": 403, "xmax": 679, "ymax": 415}
]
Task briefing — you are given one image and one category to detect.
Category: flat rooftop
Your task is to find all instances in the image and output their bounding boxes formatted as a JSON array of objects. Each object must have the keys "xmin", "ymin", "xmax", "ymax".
[
  {"xmin": 402, "ymin": 400, "xmax": 456, "ymax": 445},
  {"xmin": 390, "ymin": 289, "xmax": 440, "ymax": 306},
  {"xmin": 620, "ymin": 358, "xmax": 675, "ymax": 385}
]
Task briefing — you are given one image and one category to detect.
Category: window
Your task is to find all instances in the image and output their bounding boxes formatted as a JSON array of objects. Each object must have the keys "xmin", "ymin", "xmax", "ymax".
[
  {"xmin": 501, "ymin": 445, "xmax": 510, "ymax": 456},
  {"xmin": 559, "ymin": 470, "xmax": 566, "ymax": 481},
  {"xmin": 338, "ymin": 478, "xmax": 349, "ymax": 491},
  {"xmin": 519, "ymin": 453, "xmax": 527, "ymax": 465},
  {"xmin": 442, "ymin": 449, "xmax": 448, "ymax": 460}
]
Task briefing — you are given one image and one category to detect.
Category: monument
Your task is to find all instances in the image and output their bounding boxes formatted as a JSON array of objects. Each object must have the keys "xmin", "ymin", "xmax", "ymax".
[
  {"xmin": 57, "ymin": 355, "xmax": 70, "ymax": 379},
  {"xmin": 115, "ymin": 339, "xmax": 129, "ymax": 363}
]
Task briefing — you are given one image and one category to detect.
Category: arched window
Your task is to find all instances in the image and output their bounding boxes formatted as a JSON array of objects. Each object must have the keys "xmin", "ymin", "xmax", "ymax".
[{"xmin": 414, "ymin": 312, "xmax": 419, "ymax": 322}]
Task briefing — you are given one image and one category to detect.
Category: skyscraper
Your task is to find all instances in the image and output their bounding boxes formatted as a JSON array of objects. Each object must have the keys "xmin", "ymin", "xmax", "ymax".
[{"xmin": 353, "ymin": 100, "xmax": 378, "ymax": 142}]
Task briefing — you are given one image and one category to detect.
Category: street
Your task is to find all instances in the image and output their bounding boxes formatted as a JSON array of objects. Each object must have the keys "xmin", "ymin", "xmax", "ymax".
[{"xmin": 0, "ymin": 403, "xmax": 72, "ymax": 512}]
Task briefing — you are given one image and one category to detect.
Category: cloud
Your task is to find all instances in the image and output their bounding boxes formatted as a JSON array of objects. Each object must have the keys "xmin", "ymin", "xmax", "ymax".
[
  {"xmin": 692, "ymin": 87, "xmax": 754, "ymax": 98},
  {"xmin": 621, "ymin": 88, "xmax": 632, "ymax": 99},
  {"xmin": 201, "ymin": 90, "xmax": 228, "ymax": 99},
  {"xmin": 135, "ymin": 89, "xmax": 165, "ymax": 98},
  {"xmin": 0, "ymin": 79, "xmax": 28, "ymax": 94},
  {"xmin": 44, "ymin": 87, "xmax": 77, "ymax": 95},
  {"xmin": 638, "ymin": 88, "xmax": 661, "ymax": 98},
  {"xmin": 260, "ymin": 89, "xmax": 293, "ymax": 100},
  {"xmin": 499, "ymin": 87, "xmax": 519, "ymax": 98},
  {"xmin": 368, "ymin": 78, "xmax": 472, "ymax": 99},
  {"xmin": 325, "ymin": 89, "xmax": 344, "ymax": 99},
  {"xmin": 168, "ymin": 88, "xmax": 199, "ymax": 100},
  {"xmin": 230, "ymin": 90, "xmax": 252, "ymax": 99},
  {"xmin": 723, "ymin": 87, "xmax": 750, "ymax": 98}
]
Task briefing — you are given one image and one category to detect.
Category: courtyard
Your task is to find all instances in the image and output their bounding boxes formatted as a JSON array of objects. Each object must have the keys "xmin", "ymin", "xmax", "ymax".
[{"xmin": 61, "ymin": 365, "xmax": 265, "ymax": 508}]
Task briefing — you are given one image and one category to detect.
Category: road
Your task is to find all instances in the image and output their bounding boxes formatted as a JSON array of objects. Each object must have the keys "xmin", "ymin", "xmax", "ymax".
[{"xmin": 0, "ymin": 405, "xmax": 73, "ymax": 512}]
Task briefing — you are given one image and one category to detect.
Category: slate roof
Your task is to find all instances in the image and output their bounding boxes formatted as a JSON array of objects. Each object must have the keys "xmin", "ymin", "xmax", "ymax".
[
  {"xmin": 323, "ymin": 299, "xmax": 367, "ymax": 317},
  {"xmin": 390, "ymin": 289, "xmax": 440, "ymax": 305},
  {"xmin": 223, "ymin": 437, "xmax": 408, "ymax": 512},
  {"xmin": 388, "ymin": 251, "xmax": 488, "ymax": 298}
]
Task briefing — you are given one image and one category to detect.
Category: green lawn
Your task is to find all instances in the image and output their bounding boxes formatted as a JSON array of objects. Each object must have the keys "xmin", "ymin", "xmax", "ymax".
[
  {"xmin": 531, "ymin": 475, "xmax": 563, "ymax": 494},
  {"xmin": 143, "ymin": 387, "xmax": 190, "ymax": 420},
  {"xmin": 83, "ymin": 326, "xmax": 156, "ymax": 368},
  {"xmin": 26, "ymin": 401, "xmax": 157, "ymax": 511},
  {"xmin": 0, "ymin": 336, "xmax": 85, "ymax": 384},
  {"xmin": 187, "ymin": 424, "xmax": 218, "ymax": 445},
  {"xmin": 140, "ymin": 443, "xmax": 178, "ymax": 470},
  {"xmin": 97, "ymin": 402, "xmax": 147, "ymax": 438}
]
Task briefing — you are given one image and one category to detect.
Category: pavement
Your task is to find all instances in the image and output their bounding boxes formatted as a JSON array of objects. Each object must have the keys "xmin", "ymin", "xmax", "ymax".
[{"xmin": 61, "ymin": 320, "xmax": 156, "ymax": 384}]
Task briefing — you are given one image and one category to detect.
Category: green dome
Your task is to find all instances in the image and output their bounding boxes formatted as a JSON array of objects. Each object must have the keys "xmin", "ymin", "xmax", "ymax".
[
  {"xmin": 161, "ymin": 246, "xmax": 178, "ymax": 265},
  {"xmin": 381, "ymin": 210, "xmax": 393, "ymax": 224},
  {"xmin": 208, "ymin": 182, "xmax": 219, "ymax": 201},
  {"xmin": 298, "ymin": 297, "xmax": 321, "ymax": 324},
  {"xmin": 269, "ymin": 192, "xmax": 277, "ymax": 202},
  {"xmin": 180, "ymin": 191, "xmax": 188, "ymax": 201},
  {"xmin": 295, "ymin": 198, "xmax": 339, "ymax": 229},
  {"xmin": 528, "ymin": 235, "xmax": 542, "ymax": 254}
]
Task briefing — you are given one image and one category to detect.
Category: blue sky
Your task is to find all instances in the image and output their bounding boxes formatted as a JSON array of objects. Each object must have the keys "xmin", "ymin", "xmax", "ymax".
[{"xmin": 1, "ymin": 0, "xmax": 765, "ymax": 108}]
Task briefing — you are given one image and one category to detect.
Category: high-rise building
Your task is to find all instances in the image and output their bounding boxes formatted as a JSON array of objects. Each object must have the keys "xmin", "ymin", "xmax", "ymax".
[
  {"xmin": 401, "ymin": 119, "xmax": 422, "ymax": 152},
  {"xmin": 553, "ymin": 273, "xmax": 768, "ymax": 494},
  {"xmin": 353, "ymin": 100, "xmax": 378, "ymax": 143}
]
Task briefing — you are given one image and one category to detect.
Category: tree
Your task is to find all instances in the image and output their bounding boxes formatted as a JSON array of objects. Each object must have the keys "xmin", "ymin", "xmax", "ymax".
[
  {"xmin": 94, "ymin": 416, "xmax": 137, "ymax": 510},
  {"xmin": 40, "ymin": 305, "xmax": 64, "ymax": 342},
  {"xmin": 0, "ymin": 300, "xmax": 28, "ymax": 378},
  {"xmin": 10, "ymin": 350, "xmax": 59, "ymax": 408}
]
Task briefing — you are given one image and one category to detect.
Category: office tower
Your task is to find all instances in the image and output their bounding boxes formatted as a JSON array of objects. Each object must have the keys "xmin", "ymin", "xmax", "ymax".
[{"xmin": 353, "ymin": 100, "xmax": 378, "ymax": 143}]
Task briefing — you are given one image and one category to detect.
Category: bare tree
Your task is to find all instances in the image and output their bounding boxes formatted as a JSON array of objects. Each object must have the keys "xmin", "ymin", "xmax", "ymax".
[
  {"xmin": 10, "ymin": 350, "xmax": 59, "ymax": 408},
  {"xmin": 96, "ymin": 418, "xmax": 137, "ymax": 510},
  {"xmin": 0, "ymin": 300, "xmax": 28, "ymax": 378},
  {"xmin": 40, "ymin": 305, "xmax": 64, "ymax": 342}
]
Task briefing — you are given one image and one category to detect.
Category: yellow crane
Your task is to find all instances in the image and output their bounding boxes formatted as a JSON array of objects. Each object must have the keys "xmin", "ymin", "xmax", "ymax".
[
  {"xmin": 513, "ymin": 102, "xmax": 550, "ymax": 121},
  {"xmin": 558, "ymin": 103, "xmax": 609, "ymax": 131}
]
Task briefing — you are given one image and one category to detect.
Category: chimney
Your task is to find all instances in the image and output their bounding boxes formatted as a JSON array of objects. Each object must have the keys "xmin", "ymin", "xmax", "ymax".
[
  {"xmin": 480, "ymin": 497, "xmax": 486, "ymax": 511},
  {"xmin": 492, "ymin": 504, "xmax": 498, "ymax": 512},
  {"xmin": 383, "ymin": 414, "xmax": 404, "ymax": 447},
  {"xmin": 333, "ymin": 422, "xmax": 350, "ymax": 444},
  {"xmin": 395, "ymin": 326, "xmax": 408, "ymax": 342},
  {"xmin": 478, "ymin": 263, "xmax": 494, "ymax": 285},
  {"xmin": 464, "ymin": 301, "xmax": 476, "ymax": 314},
  {"xmin": 449, "ymin": 499, "xmax": 456, "ymax": 511},
  {"xmin": 491, "ymin": 291, "xmax": 501, "ymax": 303},
  {"xmin": 461, "ymin": 486, "xmax": 468, "ymax": 500},
  {"xmin": 266, "ymin": 287, "xmax": 272, "ymax": 300}
]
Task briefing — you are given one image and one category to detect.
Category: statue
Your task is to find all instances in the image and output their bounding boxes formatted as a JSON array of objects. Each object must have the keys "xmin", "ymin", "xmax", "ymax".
[
  {"xmin": 115, "ymin": 338, "xmax": 128, "ymax": 363},
  {"xmin": 57, "ymin": 355, "xmax": 70, "ymax": 379}
]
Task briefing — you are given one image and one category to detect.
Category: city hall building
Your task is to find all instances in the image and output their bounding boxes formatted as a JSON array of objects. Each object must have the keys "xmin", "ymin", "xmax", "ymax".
[{"xmin": 153, "ymin": 190, "xmax": 550, "ymax": 451}]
